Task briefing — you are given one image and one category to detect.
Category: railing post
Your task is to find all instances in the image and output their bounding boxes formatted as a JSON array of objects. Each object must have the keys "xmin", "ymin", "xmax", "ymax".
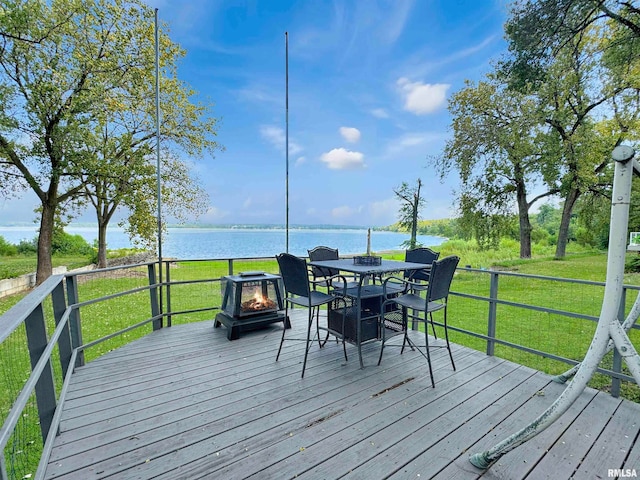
[
  {"xmin": 65, "ymin": 275, "xmax": 84, "ymax": 367},
  {"xmin": 228, "ymin": 259, "xmax": 233, "ymax": 275},
  {"xmin": 486, "ymin": 271, "xmax": 499, "ymax": 356},
  {"xmin": 24, "ymin": 303, "xmax": 56, "ymax": 443},
  {"xmin": 165, "ymin": 261, "xmax": 172, "ymax": 327},
  {"xmin": 611, "ymin": 286, "xmax": 627, "ymax": 398},
  {"xmin": 148, "ymin": 263, "xmax": 162, "ymax": 330},
  {"xmin": 51, "ymin": 280, "xmax": 72, "ymax": 377}
]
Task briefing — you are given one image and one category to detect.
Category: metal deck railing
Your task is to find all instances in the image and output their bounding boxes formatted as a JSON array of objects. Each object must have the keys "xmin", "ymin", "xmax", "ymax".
[{"xmin": 0, "ymin": 256, "xmax": 638, "ymax": 480}]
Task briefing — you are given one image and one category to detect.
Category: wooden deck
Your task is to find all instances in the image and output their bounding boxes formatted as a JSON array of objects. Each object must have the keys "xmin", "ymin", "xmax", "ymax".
[{"xmin": 44, "ymin": 311, "xmax": 640, "ymax": 479}]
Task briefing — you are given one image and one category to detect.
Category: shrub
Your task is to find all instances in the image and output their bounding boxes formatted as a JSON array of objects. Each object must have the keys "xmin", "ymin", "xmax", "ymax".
[
  {"xmin": 531, "ymin": 227, "xmax": 551, "ymax": 246},
  {"xmin": 16, "ymin": 237, "xmax": 37, "ymax": 254},
  {"xmin": 625, "ymin": 254, "xmax": 640, "ymax": 273},
  {"xmin": 52, "ymin": 231, "xmax": 93, "ymax": 256},
  {"xmin": 0, "ymin": 236, "xmax": 17, "ymax": 256}
]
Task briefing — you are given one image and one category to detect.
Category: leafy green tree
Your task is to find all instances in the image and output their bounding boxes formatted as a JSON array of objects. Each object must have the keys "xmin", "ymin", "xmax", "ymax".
[
  {"xmin": 79, "ymin": 26, "xmax": 218, "ymax": 267},
  {"xmin": 439, "ymin": 76, "xmax": 554, "ymax": 258},
  {"xmin": 535, "ymin": 203, "xmax": 562, "ymax": 236},
  {"xmin": 457, "ymin": 192, "xmax": 514, "ymax": 250},
  {"xmin": 502, "ymin": 0, "xmax": 640, "ymax": 90},
  {"xmin": 394, "ymin": 179, "xmax": 424, "ymax": 250},
  {"xmin": 0, "ymin": 0, "xmax": 219, "ymax": 280},
  {"xmin": 437, "ymin": 75, "xmax": 549, "ymax": 258},
  {"xmin": 533, "ymin": 30, "xmax": 637, "ymax": 258}
]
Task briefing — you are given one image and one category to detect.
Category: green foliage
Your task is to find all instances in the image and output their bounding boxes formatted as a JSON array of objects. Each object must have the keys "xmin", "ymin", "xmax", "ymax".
[
  {"xmin": 438, "ymin": 0, "xmax": 640, "ymax": 261},
  {"xmin": 534, "ymin": 203, "xmax": 562, "ymax": 236},
  {"xmin": 0, "ymin": 236, "xmax": 17, "ymax": 256},
  {"xmin": 51, "ymin": 231, "xmax": 93, "ymax": 256},
  {"xmin": 16, "ymin": 238, "xmax": 37, "ymax": 255},
  {"xmin": 416, "ymin": 218, "xmax": 460, "ymax": 239},
  {"xmin": 0, "ymin": 0, "xmax": 221, "ymax": 280},
  {"xmin": 625, "ymin": 255, "xmax": 640, "ymax": 274}
]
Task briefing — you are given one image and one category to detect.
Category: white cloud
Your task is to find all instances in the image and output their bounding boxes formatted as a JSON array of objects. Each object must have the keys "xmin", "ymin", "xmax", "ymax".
[
  {"xmin": 236, "ymin": 85, "xmax": 280, "ymax": 105},
  {"xmin": 397, "ymin": 78, "xmax": 449, "ymax": 115},
  {"xmin": 378, "ymin": 0, "xmax": 414, "ymax": 45},
  {"xmin": 331, "ymin": 205, "xmax": 363, "ymax": 219},
  {"xmin": 295, "ymin": 156, "xmax": 306, "ymax": 166},
  {"xmin": 384, "ymin": 131, "xmax": 447, "ymax": 157},
  {"xmin": 371, "ymin": 108, "xmax": 389, "ymax": 119},
  {"xmin": 260, "ymin": 125, "xmax": 303, "ymax": 155},
  {"xmin": 399, "ymin": 133, "xmax": 428, "ymax": 147},
  {"xmin": 320, "ymin": 148, "xmax": 366, "ymax": 170},
  {"xmin": 202, "ymin": 206, "xmax": 228, "ymax": 221},
  {"xmin": 243, "ymin": 197, "xmax": 252, "ymax": 209},
  {"xmin": 369, "ymin": 197, "xmax": 400, "ymax": 223},
  {"xmin": 339, "ymin": 127, "xmax": 361, "ymax": 143}
]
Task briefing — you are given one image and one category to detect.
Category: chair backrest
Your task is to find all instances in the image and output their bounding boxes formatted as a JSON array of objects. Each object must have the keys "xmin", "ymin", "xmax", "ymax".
[
  {"xmin": 405, "ymin": 247, "xmax": 440, "ymax": 281},
  {"xmin": 307, "ymin": 246, "xmax": 340, "ymax": 278},
  {"xmin": 277, "ymin": 253, "xmax": 311, "ymax": 298},
  {"xmin": 426, "ymin": 255, "xmax": 460, "ymax": 303}
]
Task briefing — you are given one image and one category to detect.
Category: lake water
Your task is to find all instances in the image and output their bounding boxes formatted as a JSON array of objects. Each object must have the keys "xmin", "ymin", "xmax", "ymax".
[{"xmin": 0, "ymin": 226, "xmax": 445, "ymax": 259}]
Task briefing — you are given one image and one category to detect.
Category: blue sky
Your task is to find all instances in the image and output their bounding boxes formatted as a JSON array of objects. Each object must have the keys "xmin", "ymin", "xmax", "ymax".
[{"xmin": 0, "ymin": 0, "xmax": 510, "ymax": 227}]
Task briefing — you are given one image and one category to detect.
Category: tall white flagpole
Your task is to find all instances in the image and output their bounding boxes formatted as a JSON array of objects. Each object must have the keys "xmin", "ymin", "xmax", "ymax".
[
  {"xmin": 285, "ymin": 31, "xmax": 289, "ymax": 253},
  {"xmin": 154, "ymin": 9, "xmax": 163, "ymax": 319}
]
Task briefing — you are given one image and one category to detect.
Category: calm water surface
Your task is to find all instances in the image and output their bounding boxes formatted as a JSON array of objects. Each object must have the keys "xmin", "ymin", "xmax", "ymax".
[{"xmin": 0, "ymin": 226, "xmax": 445, "ymax": 259}]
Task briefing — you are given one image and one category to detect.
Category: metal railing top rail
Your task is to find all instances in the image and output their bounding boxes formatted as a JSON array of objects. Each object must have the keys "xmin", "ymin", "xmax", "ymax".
[
  {"xmin": 64, "ymin": 260, "xmax": 158, "ymax": 278},
  {"xmin": 459, "ymin": 265, "xmax": 640, "ymax": 289},
  {"xmin": 0, "ymin": 278, "xmax": 69, "ymax": 451},
  {"xmin": 0, "ymin": 274, "xmax": 65, "ymax": 344},
  {"xmin": 0, "ymin": 256, "xmax": 638, "ymax": 480}
]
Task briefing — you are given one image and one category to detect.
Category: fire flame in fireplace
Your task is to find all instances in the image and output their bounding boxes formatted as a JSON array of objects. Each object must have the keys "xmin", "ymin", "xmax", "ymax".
[{"xmin": 241, "ymin": 290, "xmax": 277, "ymax": 312}]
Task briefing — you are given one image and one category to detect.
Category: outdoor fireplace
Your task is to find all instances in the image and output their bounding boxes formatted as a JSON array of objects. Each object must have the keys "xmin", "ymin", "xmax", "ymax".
[{"xmin": 214, "ymin": 272, "xmax": 289, "ymax": 340}]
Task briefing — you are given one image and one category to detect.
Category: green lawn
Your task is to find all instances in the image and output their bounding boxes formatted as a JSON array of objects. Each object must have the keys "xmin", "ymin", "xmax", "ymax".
[{"xmin": 0, "ymin": 254, "xmax": 91, "ymax": 279}]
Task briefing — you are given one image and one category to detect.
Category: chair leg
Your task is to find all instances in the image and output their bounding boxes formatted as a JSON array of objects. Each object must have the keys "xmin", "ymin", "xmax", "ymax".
[
  {"xmin": 424, "ymin": 326, "xmax": 435, "ymax": 388},
  {"xmin": 317, "ymin": 305, "xmax": 331, "ymax": 347},
  {"xmin": 402, "ymin": 315, "xmax": 435, "ymax": 388},
  {"xmin": 314, "ymin": 306, "xmax": 323, "ymax": 347},
  {"xmin": 301, "ymin": 308, "xmax": 314, "ymax": 378},
  {"xmin": 429, "ymin": 311, "xmax": 438, "ymax": 339},
  {"xmin": 340, "ymin": 300, "xmax": 348, "ymax": 361},
  {"xmin": 276, "ymin": 304, "xmax": 289, "ymax": 361},
  {"xmin": 401, "ymin": 307, "xmax": 411, "ymax": 354},
  {"xmin": 443, "ymin": 306, "xmax": 456, "ymax": 371},
  {"xmin": 342, "ymin": 335, "xmax": 348, "ymax": 361},
  {"xmin": 377, "ymin": 316, "xmax": 386, "ymax": 365}
]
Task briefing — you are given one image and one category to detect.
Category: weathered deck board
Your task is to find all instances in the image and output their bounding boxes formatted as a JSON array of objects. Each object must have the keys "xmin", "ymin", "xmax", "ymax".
[{"xmin": 44, "ymin": 313, "xmax": 639, "ymax": 480}]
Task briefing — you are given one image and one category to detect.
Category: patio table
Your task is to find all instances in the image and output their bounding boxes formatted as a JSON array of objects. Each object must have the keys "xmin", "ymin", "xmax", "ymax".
[{"xmin": 308, "ymin": 258, "xmax": 427, "ymax": 368}]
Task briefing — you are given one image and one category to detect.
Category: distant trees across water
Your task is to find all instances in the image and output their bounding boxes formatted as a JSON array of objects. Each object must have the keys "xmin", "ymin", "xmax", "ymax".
[{"xmin": 384, "ymin": 200, "xmax": 629, "ymax": 252}]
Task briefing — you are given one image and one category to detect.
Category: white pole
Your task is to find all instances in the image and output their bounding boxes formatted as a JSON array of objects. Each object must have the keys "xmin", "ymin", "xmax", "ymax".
[
  {"xmin": 154, "ymin": 9, "xmax": 163, "ymax": 317},
  {"xmin": 285, "ymin": 31, "xmax": 289, "ymax": 253}
]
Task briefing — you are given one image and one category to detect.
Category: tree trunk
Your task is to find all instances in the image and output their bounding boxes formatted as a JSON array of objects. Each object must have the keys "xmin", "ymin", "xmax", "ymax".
[
  {"xmin": 555, "ymin": 187, "xmax": 581, "ymax": 259},
  {"xmin": 97, "ymin": 221, "xmax": 108, "ymax": 268},
  {"xmin": 410, "ymin": 204, "xmax": 418, "ymax": 249},
  {"xmin": 36, "ymin": 202, "xmax": 55, "ymax": 285},
  {"xmin": 516, "ymin": 183, "xmax": 532, "ymax": 258},
  {"xmin": 410, "ymin": 180, "xmax": 422, "ymax": 249}
]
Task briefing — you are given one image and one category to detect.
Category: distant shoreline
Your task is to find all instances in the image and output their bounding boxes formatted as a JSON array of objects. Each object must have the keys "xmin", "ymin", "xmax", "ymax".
[{"xmin": 0, "ymin": 223, "xmax": 396, "ymax": 232}]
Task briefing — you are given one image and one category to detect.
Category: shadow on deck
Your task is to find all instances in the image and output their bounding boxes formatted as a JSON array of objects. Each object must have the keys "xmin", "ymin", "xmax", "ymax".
[{"xmin": 45, "ymin": 311, "xmax": 640, "ymax": 479}]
